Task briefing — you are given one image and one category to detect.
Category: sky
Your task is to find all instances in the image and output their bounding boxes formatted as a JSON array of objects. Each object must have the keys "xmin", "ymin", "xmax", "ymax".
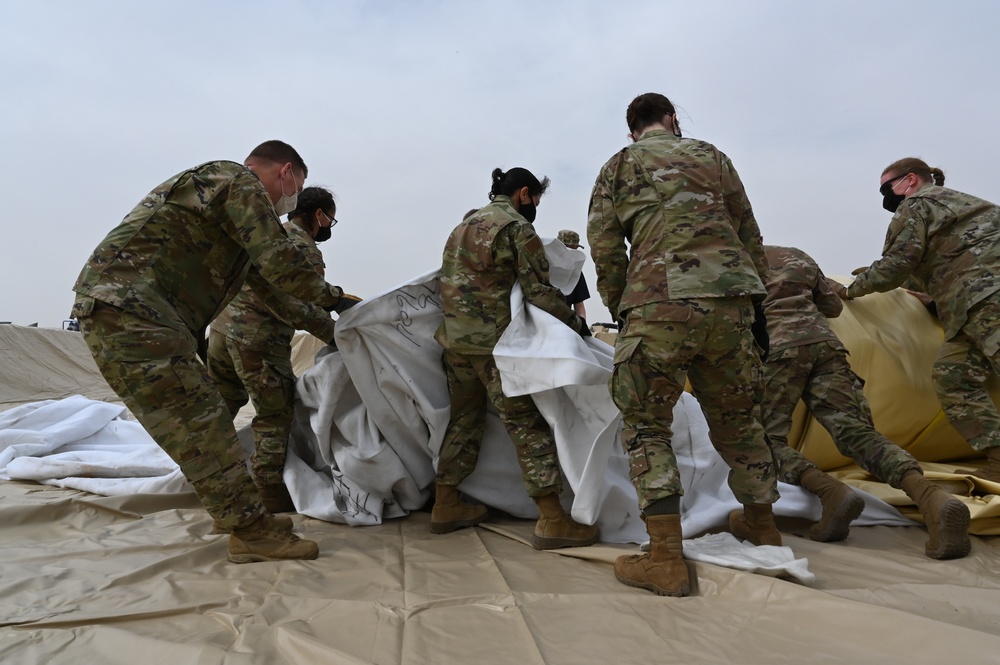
[{"xmin": 2, "ymin": 0, "xmax": 998, "ymax": 328}]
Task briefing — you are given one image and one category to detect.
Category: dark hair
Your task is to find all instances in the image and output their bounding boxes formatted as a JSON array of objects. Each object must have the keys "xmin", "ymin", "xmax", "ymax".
[
  {"xmin": 488, "ymin": 167, "xmax": 550, "ymax": 201},
  {"xmin": 882, "ymin": 157, "xmax": 945, "ymax": 186},
  {"xmin": 288, "ymin": 186, "xmax": 335, "ymax": 221},
  {"xmin": 626, "ymin": 92, "xmax": 680, "ymax": 135},
  {"xmin": 246, "ymin": 140, "xmax": 308, "ymax": 178}
]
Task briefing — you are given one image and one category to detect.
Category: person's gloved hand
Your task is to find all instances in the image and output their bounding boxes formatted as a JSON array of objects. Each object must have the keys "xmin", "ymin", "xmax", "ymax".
[
  {"xmin": 751, "ymin": 302, "xmax": 769, "ymax": 362},
  {"xmin": 833, "ymin": 282, "xmax": 853, "ymax": 301},
  {"xmin": 334, "ymin": 293, "xmax": 363, "ymax": 314},
  {"xmin": 576, "ymin": 316, "xmax": 592, "ymax": 337}
]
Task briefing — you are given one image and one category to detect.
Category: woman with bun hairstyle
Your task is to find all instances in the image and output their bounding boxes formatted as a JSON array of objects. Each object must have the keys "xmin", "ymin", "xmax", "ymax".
[
  {"xmin": 844, "ymin": 158, "xmax": 1000, "ymax": 546},
  {"xmin": 432, "ymin": 167, "xmax": 598, "ymax": 551}
]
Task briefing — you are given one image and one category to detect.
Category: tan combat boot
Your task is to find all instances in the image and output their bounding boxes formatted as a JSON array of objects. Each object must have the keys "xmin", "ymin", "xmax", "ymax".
[
  {"xmin": 257, "ymin": 481, "xmax": 296, "ymax": 514},
  {"xmin": 969, "ymin": 447, "xmax": 1000, "ymax": 484},
  {"xmin": 531, "ymin": 494, "xmax": 599, "ymax": 549},
  {"xmin": 900, "ymin": 470, "xmax": 971, "ymax": 560},
  {"xmin": 228, "ymin": 514, "xmax": 319, "ymax": 563},
  {"xmin": 614, "ymin": 514, "xmax": 691, "ymax": 596},
  {"xmin": 430, "ymin": 484, "xmax": 488, "ymax": 534},
  {"xmin": 212, "ymin": 514, "xmax": 293, "ymax": 535},
  {"xmin": 800, "ymin": 467, "xmax": 865, "ymax": 542},
  {"xmin": 729, "ymin": 503, "xmax": 783, "ymax": 546}
]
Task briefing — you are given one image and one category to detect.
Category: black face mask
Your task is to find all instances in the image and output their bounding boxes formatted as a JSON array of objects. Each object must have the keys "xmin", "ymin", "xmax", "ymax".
[
  {"xmin": 880, "ymin": 177, "xmax": 906, "ymax": 213},
  {"xmin": 519, "ymin": 201, "xmax": 537, "ymax": 223},
  {"xmin": 314, "ymin": 224, "xmax": 332, "ymax": 243}
]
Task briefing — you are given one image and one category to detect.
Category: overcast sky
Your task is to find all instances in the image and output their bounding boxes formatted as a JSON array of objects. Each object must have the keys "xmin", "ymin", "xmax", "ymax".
[{"xmin": 2, "ymin": 0, "xmax": 998, "ymax": 328}]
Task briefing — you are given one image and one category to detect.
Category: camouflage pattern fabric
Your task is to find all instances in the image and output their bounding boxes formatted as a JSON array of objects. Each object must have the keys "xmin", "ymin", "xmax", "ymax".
[
  {"xmin": 211, "ymin": 221, "xmax": 336, "ymax": 348},
  {"xmin": 435, "ymin": 196, "xmax": 585, "ymax": 494},
  {"xmin": 587, "ymin": 129, "xmax": 768, "ymax": 322},
  {"xmin": 610, "ymin": 299, "xmax": 778, "ymax": 508},
  {"xmin": 70, "ymin": 159, "xmax": 345, "ymax": 528},
  {"xmin": 435, "ymin": 195, "xmax": 587, "ymax": 354},
  {"xmin": 206, "ymin": 331, "xmax": 295, "ymax": 486},
  {"xmin": 589, "ymin": 129, "xmax": 776, "ymax": 509},
  {"xmin": 848, "ymin": 185, "xmax": 1000, "ymax": 453},
  {"xmin": 932, "ymin": 293, "xmax": 1000, "ymax": 451},
  {"xmin": 71, "ymin": 160, "xmax": 343, "ymax": 330},
  {"xmin": 436, "ymin": 350, "xmax": 562, "ymax": 496},
  {"xmin": 79, "ymin": 303, "xmax": 266, "ymax": 530},
  {"xmin": 848, "ymin": 184, "xmax": 1000, "ymax": 340},
  {"xmin": 763, "ymin": 245, "xmax": 844, "ymax": 351},
  {"xmin": 557, "ymin": 229, "xmax": 582, "ymax": 247},
  {"xmin": 762, "ymin": 342, "xmax": 921, "ymax": 488},
  {"xmin": 207, "ymin": 221, "xmax": 334, "ymax": 486}
]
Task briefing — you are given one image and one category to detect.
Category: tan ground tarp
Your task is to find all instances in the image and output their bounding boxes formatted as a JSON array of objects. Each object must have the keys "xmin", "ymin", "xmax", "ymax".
[
  {"xmin": 0, "ymin": 325, "xmax": 121, "ymax": 412},
  {"xmin": 2, "ymin": 294, "xmax": 1000, "ymax": 662},
  {"xmin": 1, "ymin": 480, "xmax": 999, "ymax": 664}
]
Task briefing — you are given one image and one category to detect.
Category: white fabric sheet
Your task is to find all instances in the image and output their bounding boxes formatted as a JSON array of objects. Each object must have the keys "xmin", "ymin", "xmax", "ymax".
[
  {"xmin": 286, "ymin": 245, "xmax": 913, "ymax": 543},
  {"xmin": 0, "ymin": 395, "xmax": 190, "ymax": 494}
]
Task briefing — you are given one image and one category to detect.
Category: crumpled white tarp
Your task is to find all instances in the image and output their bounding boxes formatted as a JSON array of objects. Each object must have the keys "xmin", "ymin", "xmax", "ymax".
[
  {"xmin": 0, "ymin": 395, "xmax": 190, "ymax": 494},
  {"xmin": 285, "ymin": 240, "xmax": 913, "ymax": 545},
  {"xmin": 682, "ymin": 532, "xmax": 816, "ymax": 585}
]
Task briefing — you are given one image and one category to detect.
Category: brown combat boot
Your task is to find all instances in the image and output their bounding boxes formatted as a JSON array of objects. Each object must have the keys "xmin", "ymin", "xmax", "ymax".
[
  {"xmin": 212, "ymin": 514, "xmax": 293, "ymax": 535},
  {"xmin": 729, "ymin": 503, "xmax": 783, "ymax": 546},
  {"xmin": 614, "ymin": 514, "xmax": 691, "ymax": 596},
  {"xmin": 257, "ymin": 481, "xmax": 296, "ymax": 514},
  {"xmin": 531, "ymin": 494, "xmax": 599, "ymax": 549},
  {"xmin": 430, "ymin": 484, "xmax": 488, "ymax": 534},
  {"xmin": 969, "ymin": 447, "xmax": 1000, "ymax": 484},
  {"xmin": 800, "ymin": 467, "xmax": 865, "ymax": 542},
  {"xmin": 900, "ymin": 470, "xmax": 971, "ymax": 560},
  {"xmin": 228, "ymin": 514, "xmax": 319, "ymax": 563}
]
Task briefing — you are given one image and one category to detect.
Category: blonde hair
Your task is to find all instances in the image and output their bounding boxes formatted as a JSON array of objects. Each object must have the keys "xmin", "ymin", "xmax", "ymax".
[{"xmin": 882, "ymin": 157, "xmax": 945, "ymax": 186}]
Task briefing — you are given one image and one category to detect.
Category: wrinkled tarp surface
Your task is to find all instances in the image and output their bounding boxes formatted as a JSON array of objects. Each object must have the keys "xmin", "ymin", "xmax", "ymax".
[{"xmin": 2, "ymin": 258, "xmax": 1000, "ymax": 662}]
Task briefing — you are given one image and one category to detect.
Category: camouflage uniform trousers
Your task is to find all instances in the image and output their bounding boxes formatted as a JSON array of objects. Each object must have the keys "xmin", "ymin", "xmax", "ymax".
[
  {"xmin": 761, "ymin": 341, "xmax": 920, "ymax": 488},
  {"xmin": 933, "ymin": 293, "xmax": 1000, "ymax": 452},
  {"xmin": 78, "ymin": 303, "xmax": 266, "ymax": 530},
  {"xmin": 610, "ymin": 298, "xmax": 778, "ymax": 510},
  {"xmin": 436, "ymin": 350, "xmax": 563, "ymax": 496},
  {"xmin": 206, "ymin": 329, "xmax": 295, "ymax": 487}
]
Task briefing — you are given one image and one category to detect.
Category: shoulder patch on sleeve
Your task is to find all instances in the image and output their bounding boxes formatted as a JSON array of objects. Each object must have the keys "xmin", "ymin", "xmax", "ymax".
[{"xmin": 524, "ymin": 234, "xmax": 543, "ymax": 256}]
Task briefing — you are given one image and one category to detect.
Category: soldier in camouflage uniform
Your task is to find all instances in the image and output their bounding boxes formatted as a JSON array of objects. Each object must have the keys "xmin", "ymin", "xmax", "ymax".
[
  {"xmin": 208, "ymin": 186, "xmax": 347, "ymax": 516},
  {"xmin": 71, "ymin": 141, "xmax": 356, "ymax": 564},
  {"xmin": 836, "ymin": 157, "xmax": 996, "ymax": 557},
  {"xmin": 760, "ymin": 245, "xmax": 969, "ymax": 557},
  {"xmin": 431, "ymin": 167, "xmax": 599, "ymax": 551},
  {"xmin": 588, "ymin": 93, "xmax": 780, "ymax": 597},
  {"xmin": 557, "ymin": 229, "xmax": 591, "ymax": 318}
]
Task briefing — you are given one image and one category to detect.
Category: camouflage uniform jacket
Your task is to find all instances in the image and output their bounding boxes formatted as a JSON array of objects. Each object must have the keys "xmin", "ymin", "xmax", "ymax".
[
  {"xmin": 72, "ymin": 161, "xmax": 343, "ymax": 333},
  {"xmin": 847, "ymin": 184, "xmax": 1000, "ymax": 339},
  {"xmin": 210, "ymin": 221, "xmax": 336, "ymax": 349},
  {"xmin": 435, "ymin": 196, "xmax": 585, "ymax": 354},
  {"xmin": 762, "ymin": 245, "xmax": 844, "ymax": 352},
  {"xmin": 587, "ymin": 129, "xmax": 768, "ymax": 320}
]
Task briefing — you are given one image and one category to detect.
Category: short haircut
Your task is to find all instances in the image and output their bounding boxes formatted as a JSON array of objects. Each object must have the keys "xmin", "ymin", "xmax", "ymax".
[{"xmin": 246, "ymin": 140, "xmax": 308, "ymax": 178}]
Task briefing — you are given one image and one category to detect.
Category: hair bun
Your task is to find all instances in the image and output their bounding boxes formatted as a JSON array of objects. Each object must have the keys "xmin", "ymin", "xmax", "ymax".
[{"xmin": 492, "ymin": 168, "xmax": 505, "ymax": 182}]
